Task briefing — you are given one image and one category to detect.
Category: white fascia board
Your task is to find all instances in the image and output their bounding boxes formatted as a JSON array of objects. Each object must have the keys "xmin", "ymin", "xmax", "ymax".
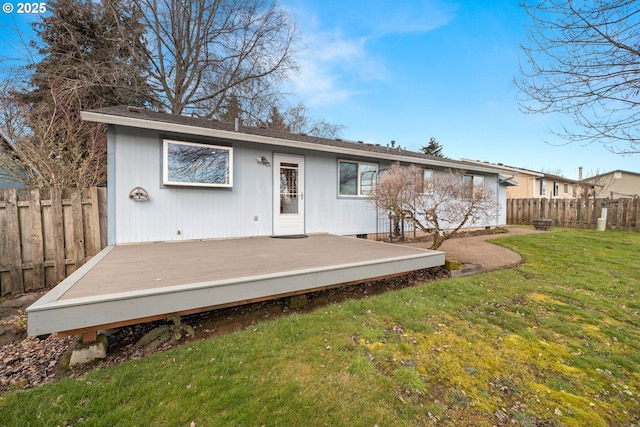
[{"xmin": 82, "ymin": 111, "xmax": 503, "ymax": 174}]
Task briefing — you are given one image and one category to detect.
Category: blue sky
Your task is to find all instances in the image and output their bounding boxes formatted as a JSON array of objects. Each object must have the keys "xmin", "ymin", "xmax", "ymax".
[
  {"xmin": 1, "ymin": 0, "xmax": 637, "ymax": 180},
  {"xmin": 282, "ymin": 0, "xmax": 638, "ymax": 180}
]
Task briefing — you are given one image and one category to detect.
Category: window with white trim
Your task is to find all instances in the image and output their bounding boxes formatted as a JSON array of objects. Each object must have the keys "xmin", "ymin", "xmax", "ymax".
[
  {"xmin": 422, "ymin": 168, "xmax": 434, "ymax": 194},
  {"xmin": 538, "ymin": 179, "xmax": 546, "ymax": 196},
  {"xmin": 463, "ymin": 174, "xmax": 485, "ymax": 196},
  {"xmin": 339, "ymin": 160, "xmax": 377, "ymax": 196},
  {"xmin": 163, "ymin": 139, "xmax": 232, "ymax": 187}
]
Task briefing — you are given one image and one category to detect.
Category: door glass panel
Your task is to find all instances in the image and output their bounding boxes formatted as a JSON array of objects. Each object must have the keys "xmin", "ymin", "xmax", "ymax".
[{"xmin": 280, "ymin": 163, "xmax": 299, "ymax": 214}]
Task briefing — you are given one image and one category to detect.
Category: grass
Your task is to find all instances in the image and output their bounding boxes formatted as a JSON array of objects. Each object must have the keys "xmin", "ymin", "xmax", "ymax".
[{"xmin": 1, "ymin": 229, "xmax": 639, "ymax": 426}]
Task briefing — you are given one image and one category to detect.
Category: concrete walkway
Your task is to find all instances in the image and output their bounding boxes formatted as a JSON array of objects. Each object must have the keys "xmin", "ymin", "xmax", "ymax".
[{"xmin": 405, "ymin": 226, "xmax": 547, "ymax": 272}]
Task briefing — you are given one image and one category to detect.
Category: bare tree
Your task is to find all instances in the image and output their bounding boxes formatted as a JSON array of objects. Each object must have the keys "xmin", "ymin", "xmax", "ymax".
[
  {"xmin": 371, "ymin": 163, "xmax": 498, "ymax": 250},
  {"xmin": 285, "ymin": 103, "xmax": 345, "ymax": 139},
  {"xmin": 132, "ymin": 0, "xmax": 299, "ymax": 118},
  {"xmin": 518, "ymin": 0, "xmax": 640, "ymax": 154},
  {"xmin": 0, "ymin": 79, "xmax": 107, "ymax": 188},
  {"xmin": 0, "ymin": 0, "xmax": 151, "ymax": 188}
]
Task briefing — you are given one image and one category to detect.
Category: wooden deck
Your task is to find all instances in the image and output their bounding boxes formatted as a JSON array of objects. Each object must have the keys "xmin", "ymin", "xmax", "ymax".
[{"xmin": 27, "ymin": 234, "xmax": 444, "ymax": 338}]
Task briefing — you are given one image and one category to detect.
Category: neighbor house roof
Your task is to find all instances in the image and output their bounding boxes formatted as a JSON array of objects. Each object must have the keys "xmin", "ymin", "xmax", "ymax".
[
  {"xmin": 583, "ymin": 169, "xmax": 640, "ymax": 180},
  {"xmin": 459, "ymin": 158, "xmax": 583, "ymax": 184},
  {"xmin": 82, "ymin": 106, "xmax": 505, "ymax": 175}
]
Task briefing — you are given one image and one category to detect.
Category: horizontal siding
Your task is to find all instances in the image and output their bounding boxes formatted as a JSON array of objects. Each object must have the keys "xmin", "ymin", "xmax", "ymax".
[{"xmin": 609, "ymin": 173, "xmax": 640, "ymax": 198}]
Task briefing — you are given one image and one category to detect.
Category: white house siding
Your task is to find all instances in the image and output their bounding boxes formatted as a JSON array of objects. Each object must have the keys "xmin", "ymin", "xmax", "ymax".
[
  {"xmin": 109, "ymin": 123, "xmax": 503, "ymax": 244},
  {"xmin": 110, "ymin": 127, "xmax": 383, "ymax": 244},
  {"xmin": 304, "ymin": 151, "xmax": 384, "ymax": 236},
  {"xmin": 498, "ymin": 182, "xmax": 508, "ymax": 225},
  {"xmin": 111, "ymin": 127, "xmax": 273, "ymax": 243}
]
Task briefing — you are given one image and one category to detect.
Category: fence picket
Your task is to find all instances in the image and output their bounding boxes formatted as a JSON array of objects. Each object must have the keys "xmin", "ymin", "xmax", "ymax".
[
  {"xmin": 0, "ymin": 187, "xmax": 107, "ymax": 297},
  {"xmin": 27, "ymin": 189, "xmax": 45, "ymax": 291}
]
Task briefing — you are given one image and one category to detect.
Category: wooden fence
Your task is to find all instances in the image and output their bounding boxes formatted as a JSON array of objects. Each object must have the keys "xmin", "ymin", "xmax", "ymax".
[
  {"xmin": 0, "ymin": 187, "xmax": 107, "ymax": 297},
  {"xmin": 506, "ymin": 198, "xmax": 639, "ymax": 232}
]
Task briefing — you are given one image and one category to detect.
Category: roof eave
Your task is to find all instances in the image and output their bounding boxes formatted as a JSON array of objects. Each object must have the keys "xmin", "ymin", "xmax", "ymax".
[{"xmin": 82, "ymin": 110, "xmax": 503, "ymax": 174}]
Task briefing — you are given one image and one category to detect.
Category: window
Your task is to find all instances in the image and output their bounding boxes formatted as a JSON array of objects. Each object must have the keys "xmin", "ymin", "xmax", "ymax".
[
  {"xmin": 538, "ymin": 179, "xmax": 546, "ymax": 196},
  {"xmin": 572, "ymin": 185, "xmax": 577, "ymax": 197},
  {"xmin": 553, "ymin": 181, "xmax": 559, "ymax": 197},
  {"xmin": 422, "ymin": 169, "xmax": 434, "ymax": 194},
  {"xmin": 163, "ymin": 139, "xmax": 232, "ymax": 187},
  {"xmin": 463, "ymin": 174, "xmax": 485, "ymax": 196},
  {"xmin": 339, "ymin": 160, "xmax": 377, "ymax": 196},
  {"xmin": 564, "ymin": 183, "xmax": 569, "ymax": 194}
]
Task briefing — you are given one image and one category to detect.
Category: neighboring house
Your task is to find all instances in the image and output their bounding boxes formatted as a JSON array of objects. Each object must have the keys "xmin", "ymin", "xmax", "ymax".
[
  {"xmin": 461, "ymin": 159, "xmax": 583, "ymax": 199},
  {"xmin": 0, "ymin": 129, "xmax": 26, "ymax": 189},
  {"xmin": 81, "ymin": 106, "xmax": 508, "ymax": 245},
  {"xmin": 583, "ymin": 170, "xmax": 640, "ymax": 199}
]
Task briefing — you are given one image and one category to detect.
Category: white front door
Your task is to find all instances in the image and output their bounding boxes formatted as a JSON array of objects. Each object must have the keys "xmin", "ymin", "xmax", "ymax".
[{"xmin": 273, "ymin": 154, "xmax": 305, "ymax": 236}]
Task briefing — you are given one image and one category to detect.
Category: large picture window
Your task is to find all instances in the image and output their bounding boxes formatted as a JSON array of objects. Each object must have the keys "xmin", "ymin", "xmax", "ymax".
[
  {"xmin": 163, "ymin": 139, "xmax": 232, "ymax": 187},
  {"xmin": 339, "ymin": 160, "xmax": 377, "ymax": 196}
]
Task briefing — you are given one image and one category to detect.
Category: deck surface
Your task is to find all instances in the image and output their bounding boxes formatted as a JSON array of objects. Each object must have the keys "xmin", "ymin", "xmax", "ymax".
[{"xmin": 27, "ymin": 234, "xmax": 444, "ymax": 336}]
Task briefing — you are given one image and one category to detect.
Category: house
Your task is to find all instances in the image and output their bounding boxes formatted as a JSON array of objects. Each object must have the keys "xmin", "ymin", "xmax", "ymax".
[
  {"xmin": 0, "ymin": 128, "xmax": 26, "ymax": 188},
  {"xmin": 82, "ymin": 106, "xmax": 508, "ymax": 244},
  {"xmin": 27, "ymin": 106, "xmax": 507, "ymax": 341},
  {"xmin": 461, "ymin": 159, "xmax": 583, "ymax": 200},
  {"xmin": 582, "ymin": 170, "xmax": 640, "ymax": 199}
]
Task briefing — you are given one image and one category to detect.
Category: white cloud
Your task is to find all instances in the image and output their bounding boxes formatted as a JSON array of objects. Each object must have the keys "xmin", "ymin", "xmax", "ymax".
[{"xmin": 285, "ymin": 1, "xmax": 455, "ymax": 108}]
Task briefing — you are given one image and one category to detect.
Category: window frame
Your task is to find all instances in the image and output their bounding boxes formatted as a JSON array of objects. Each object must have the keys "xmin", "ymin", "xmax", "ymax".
[
  {"xmin": 422, "ymin": 168, "xmax": 434, "ymax": 194},
  {"xmin": 338, "ymin": 160, "xmax": 378, "ymax": 197},
  {"xmin": 163, "ymin": 139, "xmax": 233, "ymax": 188},
  {"xmin": 538, "ymin": 179, "xmax": 546, "ymax": 196},
  {"xmin": 463, "ymin": 174, "xmax": 485, "ymax": 196}
]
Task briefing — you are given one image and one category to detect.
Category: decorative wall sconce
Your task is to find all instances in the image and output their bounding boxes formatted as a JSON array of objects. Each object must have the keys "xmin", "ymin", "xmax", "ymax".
[
  {"xmin": 129, "ymin": 186, "xmax": 150, "ymax": 201},
  {"xmin": 256, "ymin": 156, "xmax": 271, "ymax": 166}
]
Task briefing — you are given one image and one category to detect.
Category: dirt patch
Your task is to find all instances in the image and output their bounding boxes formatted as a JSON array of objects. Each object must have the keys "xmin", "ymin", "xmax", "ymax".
[{"xmin": 1, "ymin": 267, "xmax": 448, "ymax": 393}]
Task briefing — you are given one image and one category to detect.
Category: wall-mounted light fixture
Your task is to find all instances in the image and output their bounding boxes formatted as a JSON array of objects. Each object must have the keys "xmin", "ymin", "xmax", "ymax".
[
  {"xmin": 256, "ymin": 156, "xmax": 271, "ymax": 166},
  {"xmin": 129, "ymin": 186, "xmax": 149, "ymax": 201}
]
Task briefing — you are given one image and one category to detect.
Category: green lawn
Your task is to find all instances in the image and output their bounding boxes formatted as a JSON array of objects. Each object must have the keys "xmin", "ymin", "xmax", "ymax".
[{"xmin": 1, "ymin": 229, "xmax": 639, "ymax": 426}]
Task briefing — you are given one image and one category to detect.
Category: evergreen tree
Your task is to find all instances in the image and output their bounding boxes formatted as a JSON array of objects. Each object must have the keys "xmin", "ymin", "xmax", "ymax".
[
  {"xmin": 27, "ymin": 0, "xmax": 151, "ymax": 107},
  {"xmin": 266, "ymin": 106, "xmax": 290, "ymax": 132},
  {"xmin": 13, "ymin": 0, "xmax": 152, "ymax": 187},
  {"xmin": 420, "ymin": 137, "xmax": 444, "ymax": 157},
  {"xmin": 219, "ymin": 93, "xmax": 243, "ymax": 124}
]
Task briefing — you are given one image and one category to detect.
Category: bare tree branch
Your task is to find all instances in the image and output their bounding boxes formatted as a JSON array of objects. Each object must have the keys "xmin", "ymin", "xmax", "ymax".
[
  {"xmin": 134, "ymin": 0, "xmax": 299, "ymax": 118},
  {"xmin": 518, "ymin": 0, "xmax": 640, "ymax": 154},
  {"xmin": 371, "ymin": 164, "xmax": 498, "ymax": 250}
]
